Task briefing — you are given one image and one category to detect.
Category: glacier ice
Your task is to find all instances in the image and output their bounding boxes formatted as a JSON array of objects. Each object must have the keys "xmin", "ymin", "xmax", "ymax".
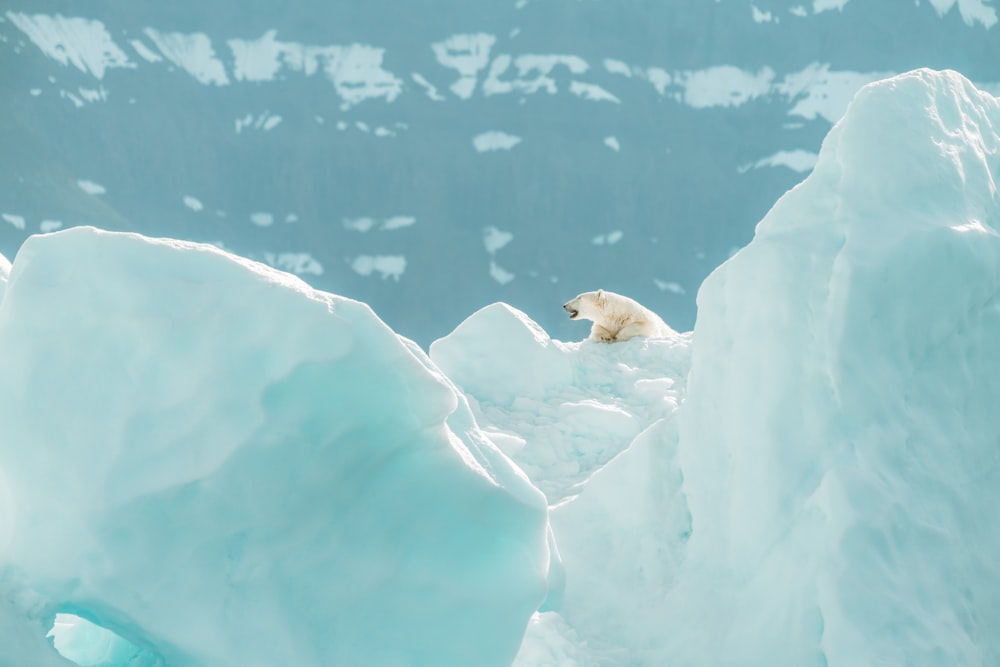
[
  {"xmin": 3, "ymin": 68, "xmax": 1000, "ymax": 667},
  {"xmin": 0, "ymin": 593, "xmax": 75, "ymax": 667},
  {"xmin": 0, "ymin": 228, "xmax": 550, "ymax": 667},
  {"xmin": 670, "ymin": 68, "xmax": 1000, "ymax": 666},
  {"xmin": 47, "ymin": 613, "xmax": 161, "ymax": 667},
  {"xmin": 444, "ymin": 68, "xmax": 1000, "ymax": 666}
]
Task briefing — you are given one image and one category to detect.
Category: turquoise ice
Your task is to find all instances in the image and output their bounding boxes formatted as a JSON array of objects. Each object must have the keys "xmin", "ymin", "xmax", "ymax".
[
  {"xmin": 0, "ymin": 229, "xmax": 551, "ymax": 667},
  {"xmin": 2, "ymin": 68, "xmax": 1000, "ymax": 666}
]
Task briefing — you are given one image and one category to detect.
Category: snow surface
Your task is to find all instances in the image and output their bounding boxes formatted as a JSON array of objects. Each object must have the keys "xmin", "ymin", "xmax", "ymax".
[
  {"xmin": 142, "ymin": 29, "xmax": 229, "ymax": 86},
  {"xmin": 3, "ymin": 68, "xmax": 1000, "ymax": 667},
  {"xmin": 4, "ymin": 12, "xmax": 134, "ymax": 80}
]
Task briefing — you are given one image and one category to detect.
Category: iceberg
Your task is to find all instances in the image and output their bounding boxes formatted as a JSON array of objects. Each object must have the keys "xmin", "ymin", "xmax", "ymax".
[
  {"xmin": 670, "ymin": 67, "xmax": 1000, "ymax": 666},
  {"xmin": 0, "ymin": 228, "xmax": 550, "ymax": 667},
  {"xmin": 2, "ymin": 68, "xmax": 1000, "ymax": 666}
]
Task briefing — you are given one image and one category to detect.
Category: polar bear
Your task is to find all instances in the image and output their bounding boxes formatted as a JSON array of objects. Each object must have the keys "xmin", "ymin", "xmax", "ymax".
[{"xmin": 563, "ymin": 289, "xmax": 674, "ymax": 342}]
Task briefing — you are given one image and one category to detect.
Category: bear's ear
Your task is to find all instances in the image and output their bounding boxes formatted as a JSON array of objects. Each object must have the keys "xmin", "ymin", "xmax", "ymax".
[{"xmin": 596, "ymin": 289, "xmax": 606, "ymax": 306}]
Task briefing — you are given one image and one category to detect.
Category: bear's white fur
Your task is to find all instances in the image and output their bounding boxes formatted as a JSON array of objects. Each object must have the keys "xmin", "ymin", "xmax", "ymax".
[{"xmin": 563, "ymin": 289, "xmax": 674, "ymax": 342}]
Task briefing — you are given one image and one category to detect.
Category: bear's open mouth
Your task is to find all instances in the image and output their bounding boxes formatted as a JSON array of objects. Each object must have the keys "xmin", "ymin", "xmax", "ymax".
[{"xmin": 564, "ymin": 306, "xmax": 579, "ymax": 319}]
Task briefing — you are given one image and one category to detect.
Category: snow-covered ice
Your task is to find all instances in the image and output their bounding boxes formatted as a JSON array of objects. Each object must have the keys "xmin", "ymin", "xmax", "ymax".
[
  {"xmin": 0, "ymin": 228, "xmax": 550, "ymax": 667},
  {"xmin": 2, "ymin": 68, "xmax": 1000, "ymax": 666}
]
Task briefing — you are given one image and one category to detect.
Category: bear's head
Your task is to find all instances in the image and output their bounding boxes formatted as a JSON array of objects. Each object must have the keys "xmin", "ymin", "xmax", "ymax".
[{"xmin": 563, "ymin": 289, "xmax": 606, "ymax": 321}]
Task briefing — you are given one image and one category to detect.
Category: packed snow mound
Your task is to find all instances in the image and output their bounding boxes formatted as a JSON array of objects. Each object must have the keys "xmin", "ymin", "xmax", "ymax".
[
  {"xmin": 675, "ymin": 68, "xmax": 1000, "ymax": 665},
  {"xmin": 0, "ymin": 227, "xmax": 550, "ymax": 667}
]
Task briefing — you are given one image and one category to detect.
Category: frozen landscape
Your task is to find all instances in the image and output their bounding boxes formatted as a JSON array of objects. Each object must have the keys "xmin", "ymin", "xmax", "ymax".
[
  {"xmin": 1, "ymin": 68, "xmax": 1000, "ymax": 665},
  {"xmin": 2, "ymin": 0, "xmax": 999, "ymax": 345}
]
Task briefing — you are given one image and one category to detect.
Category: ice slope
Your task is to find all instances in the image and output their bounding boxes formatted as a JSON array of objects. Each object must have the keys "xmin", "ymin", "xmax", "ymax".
[
  {"xmin": 0, "ymin": 227, "xmax": 551, "ymax": 667},
  {"xmin": 671, "ymin": 68, "xmax": 1000, "ymax": 665}
]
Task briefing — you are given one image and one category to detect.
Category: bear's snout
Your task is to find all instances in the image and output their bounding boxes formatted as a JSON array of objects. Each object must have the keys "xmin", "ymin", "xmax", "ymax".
[{"xmin": 563, "ymin": 303, "xmax": 579, "ymax": 319}]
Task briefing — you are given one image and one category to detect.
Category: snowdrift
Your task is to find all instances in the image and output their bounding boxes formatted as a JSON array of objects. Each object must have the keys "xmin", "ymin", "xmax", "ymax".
[{"xmin": 0, "ymin": 228, "xmax": 550, "ymax": 667}]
